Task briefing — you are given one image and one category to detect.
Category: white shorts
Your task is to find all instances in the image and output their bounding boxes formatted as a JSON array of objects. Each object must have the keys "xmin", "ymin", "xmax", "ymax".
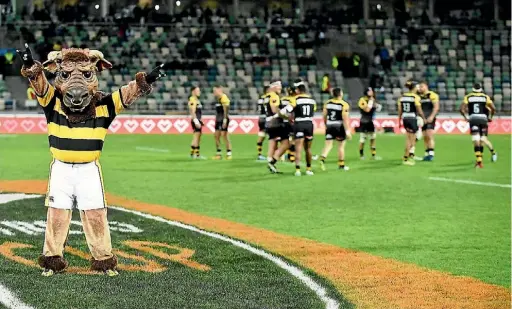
[{"xmin": 45, "ymin": 159, "xmax": 106, "ymax": 210}]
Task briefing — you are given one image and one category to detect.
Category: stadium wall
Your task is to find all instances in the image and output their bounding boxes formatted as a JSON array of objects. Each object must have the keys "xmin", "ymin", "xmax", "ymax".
[{"xmin": 0, "ymin": 114, "xmax": 510, "ymax": 135}]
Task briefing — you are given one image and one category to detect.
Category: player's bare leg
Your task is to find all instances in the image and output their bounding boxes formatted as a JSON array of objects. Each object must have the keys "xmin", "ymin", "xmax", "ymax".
[
  {"xmin": 268, "ymin": 139, "xmax": 290, "ymax": 173},
  {"xmin": 319, "ymin": 140, "xmax": 333, "ymax": 171},
  {"xmin": 191, "ymin": 132, "xmax": 202, "ymax": 159},
  {"xmin": 80, "ymin": 208, "xmax": 118, "ymax": 276},
  {"xmin": 288, "ymin": 137, "xmax": 296, "ymax": 162},
  {"xmin": 305, "ymin": 139, "xmax": 314, "ymax": 175},
  {"xmin": 358, "ymin": 133, "xmax": 366, "ymax": 159},
  {"xmin": 213, "ymin": 131, "xmax": 222, "ymax": 159},
  {"xmin": 256, "ymin": 132, "xmax": 266, "ymax": 160},
  {"xmin": 369, "ymin": 135, "xmax": 380, "ymax": 160},
  {"xmin": 423, "ymin": 129, "xmax": 435, "ymax": 161},
  {"xmin": 294, "ymin": 138, "xmax": 304, "ymax": 176},
  {"xmin": 473, "ymin": 135, "xmax": 484, "ymax": 168},
  {"xmin": 39, "ymin": 207, "xmax": 72, "ymax": 276},
  {"xmin": 338, "ymin": 140, "xmax": 349, "ymax": 170},
  {"xmin": 222, "ymin": 131, "xmax": 232, "ymax": 159},
  {"xmin": 403, "ymin": 133, "xmax": 416, "ymax": 165},
  {"xmin": 481, "ymin": 136, "xmax": 497, "ymax": 162}
]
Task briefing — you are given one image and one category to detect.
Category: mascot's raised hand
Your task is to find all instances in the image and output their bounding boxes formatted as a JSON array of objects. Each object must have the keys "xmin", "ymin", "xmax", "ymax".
[
  {"xmin": 146, "ymin": 64, "xmax": 166, "ymax": 84},
  {"xmin": 16, "ymin": 43, "xmax": 35, "ymax": 68}
]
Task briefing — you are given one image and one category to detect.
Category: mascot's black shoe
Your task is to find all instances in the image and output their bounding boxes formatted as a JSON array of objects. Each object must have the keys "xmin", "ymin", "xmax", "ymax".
[
  {"xmin": 91, "ymin": 255, "xmax": 119, "ymax": 276},
  {"xmin": 38, "ymin": 255, "xmax": 68, "ymax": 277}
]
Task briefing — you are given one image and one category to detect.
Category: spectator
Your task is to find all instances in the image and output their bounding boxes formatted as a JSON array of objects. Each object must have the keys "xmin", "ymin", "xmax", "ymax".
[
  {"xmin": 321, "ymin": 74, "xmax": 331, "ymax": 94},
  {"xmin": 380, "ymin": 47, "xmax": 391, "ymax": 72}
]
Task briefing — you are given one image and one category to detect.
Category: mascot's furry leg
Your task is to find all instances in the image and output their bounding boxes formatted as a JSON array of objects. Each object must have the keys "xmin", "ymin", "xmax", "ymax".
[
  {"xmin": 80, "ymin": 208, "xmax": 118, "ymax": 274},
  {"xmin": 39, "ymin": 208, "xmax": 72, "ymax": 274}
]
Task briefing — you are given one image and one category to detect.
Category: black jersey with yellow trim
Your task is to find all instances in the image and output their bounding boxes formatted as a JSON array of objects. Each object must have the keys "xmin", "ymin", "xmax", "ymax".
[
  {"xmin": 419, "ymin": 91, "xmax": 440, "ymax": 118},
  {"xmin": 324, "ymin": 98, "xmax": 349, "ymax": 122},
  {"xmin": 36, "ymin": 84, "xmax": 125, "ymax": 163},
  {"xmin": 188, "ymin": 95, "xmax": 202, "ymax": 120},
  {"xmin": 397, "ymin": 92, "xmax": 421, "ymax": 118},
  {"xmin": 257, "ymin": 93, "xmax": 267, "ymax": 116},
  {"xmin": 290, "ymin": 94, "xmax": 316, "ymax": 120},
  {"xmin": 358, "ymin": 96, "xmax": 376, "ymax": 122},
  {"xmin": 215, "ymin": 93, "xmax": 230, "ymax": 120},
  {"xmin": 463, "ymin": 92, "xmax": 493, "ymax": 118}
]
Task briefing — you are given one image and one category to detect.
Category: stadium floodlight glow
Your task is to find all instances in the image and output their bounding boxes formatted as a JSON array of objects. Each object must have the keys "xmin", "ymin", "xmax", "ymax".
[
  {"xmin": 94, "ymin": 4, "xmax": 99, "ymax": 9},
  {"xmin": 376, "ymin": 4, "xmax": 381, "ymax": 10},
  {"xmin": 155, "ymin": 4, "xmax": 160, "ymax": 10},
  {"xmin": 176, "ymin": 0, "xmax": 181, "ymax": 7}
]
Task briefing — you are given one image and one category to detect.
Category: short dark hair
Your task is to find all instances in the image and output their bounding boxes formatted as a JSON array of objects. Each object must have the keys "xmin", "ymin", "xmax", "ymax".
[
  {"xmin": 190, "ymin": 85, "xmax": 199, "ymax": 93},
  {"xmin": 404, "ymin": 79, "xmax": 417, "ymax": 90},
  {"xmin": 473, "ymin": 82, "xmax": 483, "ymax": 90},
  {"xmin": 213, "ymin": 84, "xmax": 223, "ymax": 89},
  {"xmin": 263, "ymin": 85, "xmax": 270, "ymax": 92},
  {"xmin": 332, "ymin": 87, "xmax": 342, "ymax": 97}
]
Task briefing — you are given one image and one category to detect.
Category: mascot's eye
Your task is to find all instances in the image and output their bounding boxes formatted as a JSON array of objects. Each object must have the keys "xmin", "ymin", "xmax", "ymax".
[
  {"xmin": 83, "ymin": 71, "xmax": 93, "ymax": 79},
  {"xmin": 60, "ymin": 72, "xmax": 69, "ymax": 79}
]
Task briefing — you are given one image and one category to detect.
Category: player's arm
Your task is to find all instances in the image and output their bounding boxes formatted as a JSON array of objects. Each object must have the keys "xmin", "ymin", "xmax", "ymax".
[
  {"xmin": 415, "ymin": 96, "xmax": 426, "ymax": 121},
  {"xmin": 18, "ymin": 44, "xmax": 55, "ymax": 110},
  {"xmin": 397, "ymin": 99, "xmax": 402, "ymax": 123},
  {"xmin": 342, "ymin": 103, "xmax": 352, "ymax": 139},
  {"xmin": 429, "ymin": 92, "xmax": 440, "ymax": 122},
  {"xmin": 359, "ymin": 97, "xmax": 371, "ymax": 112},
  {"xmin": 221, "ymin": 95, "xmax": 230, "ymax": 127},
  {"xmin": 460, "ymin": 96, "xmax": 469, "ymax": 121},
  {"xmin": 486, "ymin": 96, "xmax": 496, "ymax": 121},
  {"xmin": 189, "ymin": 98, "xmax": 201, "ymax": 127},
  {"xmin": 322, "ymin": 102, "xmax": 328, "ymax": 124}
]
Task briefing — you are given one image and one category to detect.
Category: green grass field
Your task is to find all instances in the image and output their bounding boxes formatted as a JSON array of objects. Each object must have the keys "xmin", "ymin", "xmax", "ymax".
[{"xmin": 0, "ymin": 133, "xmax": 509, "ymax": 290}]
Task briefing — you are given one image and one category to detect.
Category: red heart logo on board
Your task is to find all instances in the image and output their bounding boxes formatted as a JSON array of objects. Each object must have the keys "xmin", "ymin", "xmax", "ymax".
[
  {"xmin": 123, "ymin": 120, "xmax": 139, "ymax": 133},
  {"xmin": 205, "ymin": 120, "xmax": 216, "ymax": 132},
  {"xmin": 441, "ymin": 120, "xmax": 455, "ymax": 133},
  {"xmin": 109, "ymin": 119, "xmax": 121, "ymax": 133},
  {"xmin": 174, "ymin": 119, "xmax": 189, "ymax": 133},
  {"xmin": 501, "ymin": 120, "xmax": 511, "ymax": 133},
  {"xmin": 239, "ymin": 119, "xmax": 254, "ymax": 133},
  {"xmin": 3, "ymin": 120, "xmax": 17, "ymax": 132},
  {"xmin": 38, "ymin": 120, "xmax": 47, "ymax": 132},
  {"xmin": 140, "ymin": 119, "xmax": 156, "ymax": 133},
  {"xmin": 227, "ymin": 120, "xmax": 238, "ymax": 133},
  {"xmin": 456, "ymin": 120, "xmax": 469, "ymax": 133},
  {"xmin": 157, "ymin": 119, "xmax": 172, "ymax": 133},
  {"xmin": 20, "ymin": 120, "xmax": 35, "ymax": 132}
]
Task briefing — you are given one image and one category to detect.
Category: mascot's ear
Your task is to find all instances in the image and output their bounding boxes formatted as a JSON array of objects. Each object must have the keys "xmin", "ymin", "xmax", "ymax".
[
  {"xmin": 42, "ymin": 51, "xmax": 62, "ymax": 73},
  {"xmin": 89, "ymin": 50, "xmax": 113, "ymax": 72}
]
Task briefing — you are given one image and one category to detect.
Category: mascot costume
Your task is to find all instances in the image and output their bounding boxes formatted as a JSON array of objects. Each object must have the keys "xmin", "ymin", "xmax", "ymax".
[{"xmin": 17, "ymin": 43, "xmax": 165, "ymax": 276}]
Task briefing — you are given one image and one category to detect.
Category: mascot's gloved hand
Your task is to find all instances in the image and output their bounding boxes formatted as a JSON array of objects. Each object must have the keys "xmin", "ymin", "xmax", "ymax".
[
  {"xmin": 145, "ymin": 64, "xmax": 166, "ymax": 84},
  {"xmin": 16, "ymin": 43, "xmax": 35, "ymax": 67}
]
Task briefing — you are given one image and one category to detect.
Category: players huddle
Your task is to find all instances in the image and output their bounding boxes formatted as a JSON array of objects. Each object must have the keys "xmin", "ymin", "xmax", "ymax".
[{"xmin": 188, "ymin": 79, "xmax": 498, "ymax": 171}]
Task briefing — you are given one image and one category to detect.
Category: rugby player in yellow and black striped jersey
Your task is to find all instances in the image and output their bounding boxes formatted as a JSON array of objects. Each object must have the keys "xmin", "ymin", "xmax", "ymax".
[
  {"xmin": 189, "ymin": 86, "xmax": 204, "ymax": 159},
  {"xmin": 213, "ymin": 85, "xmax": 232, "ymax": 160},
  {"xmin": 417, "ymin": 81, "xmax": 440, "ymax": 161},
  {"xmin": 18, "ymin": 45, "xmax": 165, "ymax": 277},
  {"xmin": 256, "ymin": 85, "xmax": 270, "ymax": 160}
]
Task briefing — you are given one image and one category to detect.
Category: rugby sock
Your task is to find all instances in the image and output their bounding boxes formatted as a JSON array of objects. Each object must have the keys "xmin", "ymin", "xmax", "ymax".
[
  {"xmin": 403, "ymin": 155, "xmax": 408, "ymax": 162},
  {"xmin": 257, "ymin": 142, "xmax": 263, "ymax": 155},
  {"xmin": 359, "ymin": 148, "xmax": 364, "ymax": 157},
  {"xmin": 190, "ymin": 146, "xmax": 196, "ymax": 156},
  {"xmin": 196, "ymin": 146, "xmax": 200, "ymax": 156},
  {"xmin": 475, "ymin": 145, "xmax": 483, "ymax": 163},
  {"xmin": 338, "ymin": 160, "xmax": 345, "ymax": 168},
  {"xmin": 320, "ymin": 155, "xmax": 326, "ymax": 163},
  {"xmin": 226, "ymin": 149, "xmax": 232, "ymax": 156},
  {"xmin": 489, "ymin": 147, "xmax": 495, "ymax": 155},
  {"xmin": 371, "ymin": 147, "xmax": 376, "ymax": 157},
  {"xmin": 427, "ymin": 148, "xmax": 435, "ymax": 156},
  {"xmin": 306, "ymin": 163, "xmax": 311, "ymax": 171},
  {"xmin": 216, "ymin": 148, "xmax": 222, "ymax": 156},
  {"xmin": 409, "ymin": 146, "xmax": 415, "ymax": 158},
  {"xmin": 295, "ymin": 165, "xmax": 301, "ymax": 172}
]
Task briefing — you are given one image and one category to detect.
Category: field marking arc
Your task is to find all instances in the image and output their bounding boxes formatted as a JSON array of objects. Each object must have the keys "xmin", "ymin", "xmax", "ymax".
[
  {"xmin": 109, "ymin": 205, "xmax": 340, "ymax": 309},
  {"xmin": 135, "ymin": 146, "xmax": 170, "ymax": 153},
  {"xmin": 0, "ymin": 283, "xmax": 36, "ymax": 309},
  {"xmin": 428, "ymin": 177, "xmax": 512, "ymax": 188}
]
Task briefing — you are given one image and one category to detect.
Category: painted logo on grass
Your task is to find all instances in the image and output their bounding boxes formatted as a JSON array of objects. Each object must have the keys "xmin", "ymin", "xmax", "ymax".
[{"xmin": 0, "ymin": 193, "xmax": 343, "ymax": 309}]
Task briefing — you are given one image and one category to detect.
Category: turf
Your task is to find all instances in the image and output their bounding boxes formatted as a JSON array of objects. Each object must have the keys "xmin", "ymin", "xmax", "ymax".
[
  {"xmin": 0, "ymin": 196, "xmax": 346, "ymax": 309},
  {"xmin": 0, "ymin": 133, "xmax": 510, "ymax": 287}
]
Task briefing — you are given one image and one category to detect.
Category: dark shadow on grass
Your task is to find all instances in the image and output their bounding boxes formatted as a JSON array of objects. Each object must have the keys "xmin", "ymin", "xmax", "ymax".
[{"xmin": 354, "ymin": 159, "xmax": 403, "ymax": 171}]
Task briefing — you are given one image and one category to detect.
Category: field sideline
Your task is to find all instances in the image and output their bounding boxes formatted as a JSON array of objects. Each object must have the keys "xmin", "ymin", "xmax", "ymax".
[{"xmin": 0, "ymin": 133, "xmax": 510, "ymax": 308}]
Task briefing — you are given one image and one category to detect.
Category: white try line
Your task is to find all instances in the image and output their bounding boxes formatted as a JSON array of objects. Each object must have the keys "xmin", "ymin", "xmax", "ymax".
[
  {"xmin": 135, "ymin": 146, "xmax": 169, "ymax": 153},
  {"xmin": 0, "ymin": 283, "xmax": 36, "ymax": 309},
  {"xmin": 110, "ymin": 206, "xmax": 340, "ymax": 309},
  {"xmin": 428, "ymin": 177, "xmax": 512, "ymax": 188}
]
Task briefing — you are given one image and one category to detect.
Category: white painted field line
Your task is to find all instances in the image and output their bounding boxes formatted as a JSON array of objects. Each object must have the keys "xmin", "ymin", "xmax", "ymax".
[
  {"xmin": 0, "ymin": 283, "xmax": 36, "ymax": 309},
  {"xmin": 428, "ymin": 177, "xmax": 511, "ymax": 188},
  {"xmin": 135, "ymin": 146, "xmax": 169, "ymax": 153},
  {"xmin": 110, "ymin": 206, "xmax": 340, "ymax": 309}
]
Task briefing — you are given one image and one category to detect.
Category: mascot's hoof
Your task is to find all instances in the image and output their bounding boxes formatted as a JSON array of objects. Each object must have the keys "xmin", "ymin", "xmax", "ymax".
[
  {"xmin": 38, "ymin": 255, "xmax": 68, "ymax": 272},
  {"xmin": 90, "ymin": 255, "xmax": 118, "ymax": 272}
]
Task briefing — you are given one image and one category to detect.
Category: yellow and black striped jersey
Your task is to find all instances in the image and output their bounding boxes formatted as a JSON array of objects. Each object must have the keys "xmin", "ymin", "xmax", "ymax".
[
  {"xmin": 263, "ymin": 92, "xmax": 281, "ymax": 117},
  {"xmin": 188, "ymin": 95, "xmax": 202, "ymax": 120},
  {"xmin": 397, "ymin": 92, "xmax": 421, "ymax": 118},
  {"xmin": 257, "ymin": 93, "xmax": 267, "ymax": 116},
  {"xmin": 37, "ymin": 84, "xmax": 125, "ymax": 163},
  {"xmin": 463, "ymin": 92, "xmax": 492, "ymax": 118},
  {"xmin": 419, "ymin": 91, "xmax": 439, "ymax": 118},
  {"xmin": 215, "ymin": 94, "xmax": 230, "ymax": 120},
  {"xmin": 324, "ymin": 98, "xmax": 349, "ymax": 123},
  {"xmin": 289, "ymin": 94, "xmax": 316, "ymax": 120}
]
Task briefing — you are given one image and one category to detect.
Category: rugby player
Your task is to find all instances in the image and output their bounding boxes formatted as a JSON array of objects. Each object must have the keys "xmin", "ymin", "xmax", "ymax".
[
  {"xmin": 189, "ymin": 86, "xmax": 205, "ymax": 159},
  {"xmin": 256, "ymin": 85, "xmax": 270, "ymax": 160},
  {"xmin": 398, "ymin": 80, "xmax": 425, "ymax": 166},
  {"xmin": 460, "ymin": 83, "xmax": 497, "ymax": 168},
  {"xmin": 417, "ymin": 81, "xmax": 440, "ymax": 161},
  {"xmin": 213, "ymin": 85, "xmax": 232, "ymax": 160},
  {"xmin": 319, "ymin": 87, "xmax": 352, "ymax": 171},
  {"xmin": 263, "ymin": 80, "xmax": 290, "ymax": 173},
  {"xmin": 357, "ymin": 87, "xmax": 381, "ymax": 160},
  {"xmin": 281, "ymin": 86, "xmax": 296, "ymax": 162}
]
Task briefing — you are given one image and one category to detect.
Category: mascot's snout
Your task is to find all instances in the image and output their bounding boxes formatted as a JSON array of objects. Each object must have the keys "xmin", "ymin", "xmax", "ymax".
[{"xmin": 64, "ymin": 87, "xmax": 91, "ymax": 112}]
